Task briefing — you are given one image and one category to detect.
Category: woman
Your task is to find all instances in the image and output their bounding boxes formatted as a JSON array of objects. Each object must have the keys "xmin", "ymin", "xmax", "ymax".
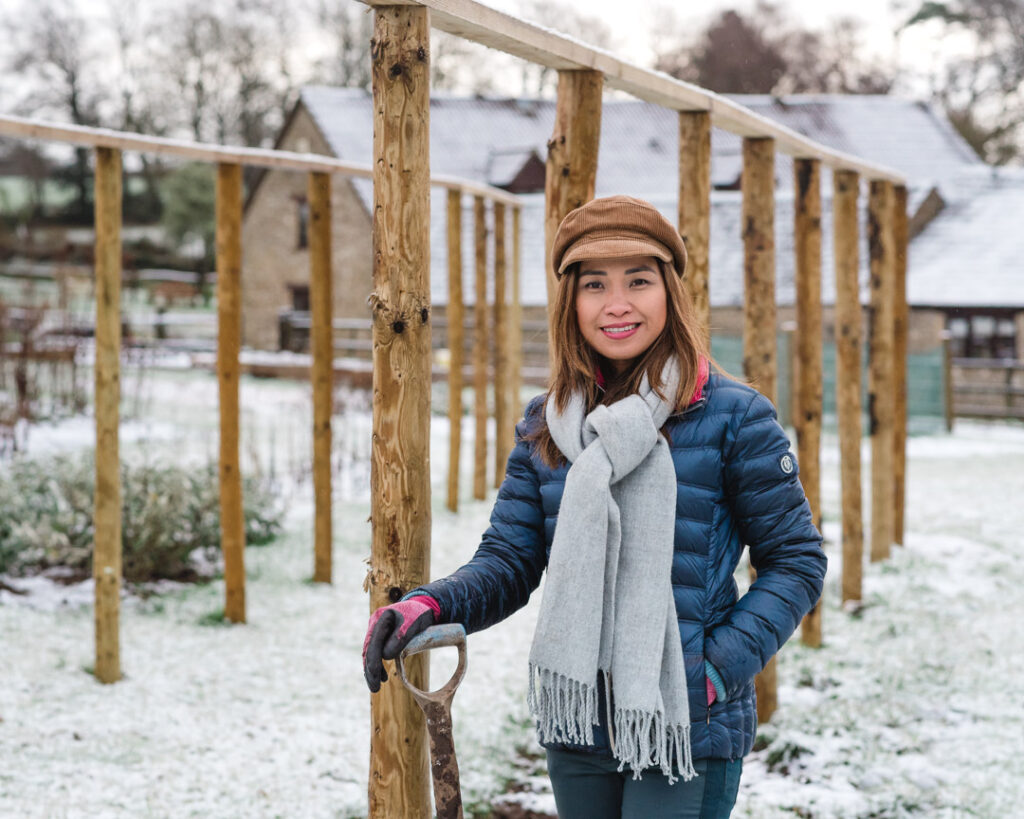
[{"xmin": 363, "ymin": 195, "xmax": 826, "ymax": 818}]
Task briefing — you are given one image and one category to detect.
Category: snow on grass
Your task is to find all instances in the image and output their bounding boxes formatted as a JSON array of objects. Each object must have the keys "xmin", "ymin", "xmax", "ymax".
[{"xmin": 2, "ymin": 367, "xmax": 1023, "ymax": 818}]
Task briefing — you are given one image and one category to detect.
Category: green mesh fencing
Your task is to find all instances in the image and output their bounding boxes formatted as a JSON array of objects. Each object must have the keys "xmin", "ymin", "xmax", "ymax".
[{"xmin": 710, "ymin": 334, "xmax": 947, "ymax": 433}]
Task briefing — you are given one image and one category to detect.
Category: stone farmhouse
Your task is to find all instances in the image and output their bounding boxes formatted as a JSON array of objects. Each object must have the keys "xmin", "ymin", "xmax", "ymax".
[{"xmin": 242, "ymin": 88, "xmax": 1024, "ymax": 376}]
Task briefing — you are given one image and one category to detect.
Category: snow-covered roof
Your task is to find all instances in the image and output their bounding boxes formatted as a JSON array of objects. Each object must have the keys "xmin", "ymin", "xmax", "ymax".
[
  {"xmin": 908, "ymin": 166, "xmax": 1024, "ymax": 308},
  {"xmin": 298, "ymin": 87, "xmax": 988, "ymax": 308}
]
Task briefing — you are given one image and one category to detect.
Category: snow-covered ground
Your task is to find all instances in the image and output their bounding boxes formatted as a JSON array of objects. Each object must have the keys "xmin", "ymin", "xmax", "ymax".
[{"xmin": 2, "ymin": 368, "xmax": 1022, "ymax": 818}]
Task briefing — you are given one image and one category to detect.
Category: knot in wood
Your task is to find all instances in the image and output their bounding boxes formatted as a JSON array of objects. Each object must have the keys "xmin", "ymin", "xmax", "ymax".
[
  {"xmin": 416, "ymin": 46, "xmax": 427, "ymax": 61},
  {"xmin": 392, "ymin": 320, "xmax": 406, "ymax": 334},
  {"xmin": 389, "ymin": 63, "xmax": 404, "ymax": 78}
]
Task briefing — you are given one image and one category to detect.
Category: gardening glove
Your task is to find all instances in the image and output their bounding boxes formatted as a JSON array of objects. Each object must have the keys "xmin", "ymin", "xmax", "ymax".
[
  {"xmin": 362, "ymin": 595, "xmax": 440, "ymax": 693},
  {"xmin": 705, "ymin": 660, "xmax": 727, "ymax": 706}
]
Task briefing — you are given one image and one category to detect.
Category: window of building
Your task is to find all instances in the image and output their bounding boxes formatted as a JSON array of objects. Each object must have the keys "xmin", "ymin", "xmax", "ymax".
[
  {"xmin": 295, "ymin": 196, "xmax": 309, "ymax": 250},
  {"xmin": 289, "ymin": 284, "xmax": 310, "ymax": 312},
  {"xmin": 946, "ymin": 309, "xmax": 1017, "ymax": 359}
]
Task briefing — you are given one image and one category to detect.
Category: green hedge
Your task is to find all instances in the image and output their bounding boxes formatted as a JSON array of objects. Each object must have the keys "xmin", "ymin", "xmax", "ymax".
[{"xmin": 0, "ymin": 455, "xmax": 283, "ymax": 581}]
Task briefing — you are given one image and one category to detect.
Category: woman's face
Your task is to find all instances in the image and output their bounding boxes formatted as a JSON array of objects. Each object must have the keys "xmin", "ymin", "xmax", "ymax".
[{"xmin": 574, "ymin": 255, "xmax": 667, "ymax": 374}]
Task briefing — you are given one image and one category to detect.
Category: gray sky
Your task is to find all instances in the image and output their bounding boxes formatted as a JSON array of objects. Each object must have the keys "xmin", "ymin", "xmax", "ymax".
[{"xmin": 486, "ymin": 0, "xmax": 943, "ymax": 72}]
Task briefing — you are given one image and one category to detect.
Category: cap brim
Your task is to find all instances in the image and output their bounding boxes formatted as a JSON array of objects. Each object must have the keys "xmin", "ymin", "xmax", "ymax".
[{"xmin": 558, "ymin": 236, "xmax": 673, "ymax": 276}]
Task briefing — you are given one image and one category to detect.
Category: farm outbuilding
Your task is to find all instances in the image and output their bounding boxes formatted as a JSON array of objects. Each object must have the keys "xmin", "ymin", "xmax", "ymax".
[{"xmin": 242, "ymin": 88, "xmax": 1006, "ymax": 394}]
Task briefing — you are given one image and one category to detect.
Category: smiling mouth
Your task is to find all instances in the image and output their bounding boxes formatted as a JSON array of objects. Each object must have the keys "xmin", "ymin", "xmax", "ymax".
[{"xmin": 602, "ymin": 323, "xmax": 640, "ymax": 335}]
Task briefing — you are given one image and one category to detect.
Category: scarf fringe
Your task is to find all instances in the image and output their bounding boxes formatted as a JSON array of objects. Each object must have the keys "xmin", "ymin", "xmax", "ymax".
[
  {"xmin": 527, "ymin": 664, "xmax": 599, "ymax": 746},
  {"xmin": 612, "ymin": 708, "xmax": 697, "ymax": 785},
  {"xmin": 528, "ymin": 664, "xmax": 698, "ymax": 785}
]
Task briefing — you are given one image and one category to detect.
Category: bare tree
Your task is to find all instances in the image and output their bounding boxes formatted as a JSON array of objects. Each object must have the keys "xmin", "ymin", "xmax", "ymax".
[
  {"xmin": 515, "ymin": 1, "xmax": 616, "ymax": 96},
  {"xmin": 154, "ymin": 0, "xmax": 295, "ymax": 147},
  {"xmin": 903, "ymin": 0, "xmax": 1024, "ymax": 163},
  {"xmin": 313, "ymin": 0, "xmax": 373, "ymax": 89},
  {"xmin": 654, "ymin": 3, "xmax": 893, "ymax": 96},
  {"xmin": 107, "ymin": 0, "xmax": 167, "ymax": 218},
  {"xmin": 5, "ymin": 0, "xmax": 103, "ymax": 219},
  {"xmin": 776, "ymin": 17, "xmax": 893, "ymax": 94}
]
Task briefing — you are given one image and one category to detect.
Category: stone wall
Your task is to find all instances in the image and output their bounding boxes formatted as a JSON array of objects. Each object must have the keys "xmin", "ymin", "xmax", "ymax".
[{"xmin": 241, "ymin": 105, "xmax": 373, "ymax": 350}]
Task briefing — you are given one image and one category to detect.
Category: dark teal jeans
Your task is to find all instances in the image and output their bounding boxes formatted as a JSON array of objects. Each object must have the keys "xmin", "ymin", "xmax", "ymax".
[{"xmin": 546, "ymin": 748, "xmax": 742, "ymax": 819}]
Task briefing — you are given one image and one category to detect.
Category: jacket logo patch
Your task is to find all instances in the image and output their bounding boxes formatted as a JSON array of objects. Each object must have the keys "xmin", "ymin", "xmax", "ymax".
[{"xmin": 780, "ymin": 453, "xmax": 795, "ymax": 474}]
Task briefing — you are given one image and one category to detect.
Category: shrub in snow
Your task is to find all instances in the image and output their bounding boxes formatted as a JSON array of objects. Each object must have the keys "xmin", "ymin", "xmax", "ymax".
[{"xmin": 0, "ymin": 454, "xmax": 283, "ymax": 581}]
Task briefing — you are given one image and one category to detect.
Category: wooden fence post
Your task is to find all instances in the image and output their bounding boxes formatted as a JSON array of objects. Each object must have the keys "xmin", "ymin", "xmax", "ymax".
[
  {"xmin": 943, "ymin": 334, "xmax": 955, "ymax": 432},
  {"xmin": 893, "ymin": 185, "xmax": 909, "ymax": 547},
  {"xmin": 868, "ymin": 180, "xmax": 896, "ymax": 563},
  {"xmin": 511, "ymin": 206, "xmax": 523, "ymax": 421},
  {"xmin": 473, "ymin": 195, "xmax": 489, "ymax": 501},
  {"xmin": 742, "ymin": 136, "xmax": 778, "ymax": 722},
  {"xmin": 446, "ymin": 189, "xmax": 463, "ymax": 513},
  {"xmin": 309, "ymin": 171, "xmax": 333, "ymax": 583},
  {"xmin": 794, "ymin": 158, "xmax": 823, "ymax": 647},
  {"xmin": 544, "ymin": 70, "xmax": 602, "ymax": 309},
  {"xmin": 742, "ymin": 138, "xmax": 778, "ymax": 404},
  {"xmin": 367, "ymin": 7, "xmax": 432, "ymax": 817},
  {"xmin": 216, "ymin": 162, "xmax": 245, "ymax": 624},
  {"xmin": 93, "ymin": 146, "xmax": 122, "ymax": 684},
  {"xmin": 493, "ymin": 201, "xmax": 510, "ymax": 487},
  {"xmin": 834, "ymin": 170, "xmax": 865, "ymax": 605},
  {"xmin": 678, "ymin": 110, "xmax": 711, "ymax": 347}
]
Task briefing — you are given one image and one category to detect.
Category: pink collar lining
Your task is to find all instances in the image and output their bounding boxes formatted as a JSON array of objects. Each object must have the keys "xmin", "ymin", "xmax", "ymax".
[{"xmin": 595, "ymin": 356, "xmax": 709, "ymax": 404}]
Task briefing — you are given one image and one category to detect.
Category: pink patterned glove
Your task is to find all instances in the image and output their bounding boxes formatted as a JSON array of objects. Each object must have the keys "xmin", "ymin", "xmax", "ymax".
[
  {"xmin": 362, "ymin": 596, "xmax": 440, "ymax": 693},
  {"xmin": 706, "ymin": 675, "xmax": 718, "ymax": 706}
]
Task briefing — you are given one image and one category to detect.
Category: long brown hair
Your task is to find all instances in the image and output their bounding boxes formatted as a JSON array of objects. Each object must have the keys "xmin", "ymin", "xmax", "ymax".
[{"xmin": 527, "ymin": 259, "xmax": 711, "ymax": 468}]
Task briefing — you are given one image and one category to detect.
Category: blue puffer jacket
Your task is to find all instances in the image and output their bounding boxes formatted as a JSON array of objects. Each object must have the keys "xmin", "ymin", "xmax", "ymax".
[{"xmin": 415, "ymin": 373, "xmax": 826, "ymax": 761}]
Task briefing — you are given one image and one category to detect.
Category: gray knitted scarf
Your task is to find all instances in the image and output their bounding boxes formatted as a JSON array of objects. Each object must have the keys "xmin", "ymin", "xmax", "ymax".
[{"xmin": 528, "ymin": 358, "xmax": 696, "ymax": 783}]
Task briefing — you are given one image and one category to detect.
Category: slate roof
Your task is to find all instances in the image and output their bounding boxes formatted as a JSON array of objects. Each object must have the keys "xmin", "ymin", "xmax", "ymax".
[
  {"xmin": 298, "ymin": 86, "xmax": 990, "ymax": 308},
  {"xmin": 907, "ymin": 166, "xmax": 1024, "ymax": 308}
]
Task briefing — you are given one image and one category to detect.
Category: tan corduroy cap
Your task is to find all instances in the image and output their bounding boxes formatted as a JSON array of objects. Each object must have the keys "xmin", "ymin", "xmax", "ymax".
[{"xmin": 551, "ymin": 195, "xmax": 688, "ymax": 279}]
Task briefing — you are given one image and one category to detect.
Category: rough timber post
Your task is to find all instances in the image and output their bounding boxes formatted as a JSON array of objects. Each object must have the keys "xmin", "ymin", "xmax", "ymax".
[
  {"xmin": 511, "ymin": 206, "xmax": 523, "ymax": 420},
  {"xmin": 367, "ymin": 7, "xmax": 432, "ymax": 817},
  {"xmin": 473, "ymin": 195, "xmax": 489, "ymax": 501},
  {"xmin": 216, "ymin": 162, "xmax": 245, "ymax": 624},
  {"xmin": 795, "ymin": 158, "xmax": 823, "ymax": 647},
  {"xmin": 893, "ymin": 185, "xmax": 910, "ymax": 547},
  {"xmin": 493, "ymin": 201, "xmax": 510, "ymax": 487},
  {"xmin": 544, "ymin": 70, "xmax": 602, "ymax": 309},
  {"xmin": 742, "ymin": 136, "xmax": 778, "ymax": 722},
  {"xmin": 446, "ymin": 189, "xmax": 463, "ymax": 513},
  {"xmin": 868, "ymin": 180, "xmax": 896, "ymax": 563},
  {"xmin": 309, "ymin": 171, "xmax": 333, "ymax": 583},
  {"xmin": 93, "ymin": 146, "xmax": 122, "ymax": 684},
  {"xmin": 678, "ymin": 110, "xmax": 711, "ymax": 346},
  {"xmin": 834, "ymin": 170, "xmax": 865, "ymax": 605}
]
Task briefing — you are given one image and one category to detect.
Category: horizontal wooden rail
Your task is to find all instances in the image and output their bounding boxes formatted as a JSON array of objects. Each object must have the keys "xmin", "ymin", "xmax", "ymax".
[
  {"xmin": 0, "ymin": 114, "xmax": 523, "ymax": 207},
  {"xmin": 954, "ymin": 384, "xmax": 1024, "ymax": 397},
  {"xmin": 952, "ymin": 358, "xmax": 1024, "ymax": 371},
  {"xmin": 955, "ymin": 405, "xmax": 1024, "ymax": 419},
  {"xmin": 357, "ymin": 0, "xmax": 905, "ymax": 183}
]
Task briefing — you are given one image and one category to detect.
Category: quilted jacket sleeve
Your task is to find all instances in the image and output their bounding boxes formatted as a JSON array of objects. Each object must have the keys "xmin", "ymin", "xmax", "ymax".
[
  {"xmin": 411, "ymin": 399, "xmax": 549, "ymax": 634},
  {"xmin": 703, "ymin": 389, "xmax": 827, "ymax": 702}
]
